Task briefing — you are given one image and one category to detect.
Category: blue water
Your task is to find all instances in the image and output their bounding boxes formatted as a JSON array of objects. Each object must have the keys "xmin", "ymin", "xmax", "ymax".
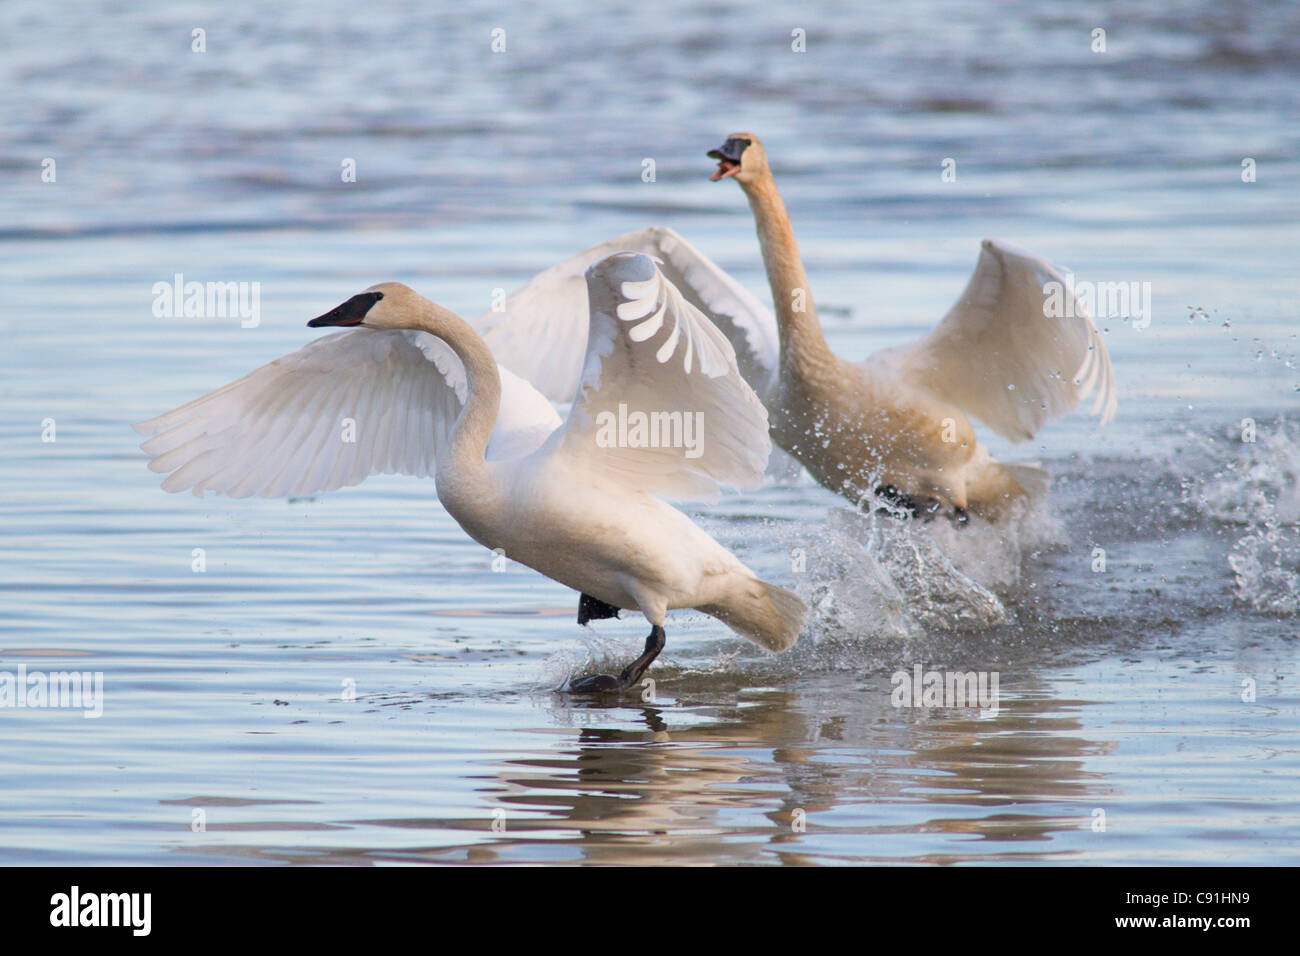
[{"xmin": 1, "ymin": 0, "xmax": 1298, "ymax": 864}]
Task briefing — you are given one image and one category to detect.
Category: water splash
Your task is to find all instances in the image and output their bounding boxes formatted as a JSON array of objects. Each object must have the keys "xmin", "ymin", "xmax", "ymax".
[
  {"xmin": 1183, "ymin": 418, "xmax": 1300, "ymax": 615},
  {"xmin": 537, "ymin": 629, "xmax": 640, "ymax": 690},
  {"xmin": 792, "ymin": 491, "xmax": 1065, "ymax": 643}
]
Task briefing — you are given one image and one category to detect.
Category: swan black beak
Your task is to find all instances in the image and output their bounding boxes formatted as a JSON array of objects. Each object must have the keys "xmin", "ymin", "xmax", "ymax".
[
  {"xmin": 707, "ymin": 137, "xmax": 750, "ymax": 180},
  {"xmin": 307, "ymin": 291, "xmax": 384, "ymax": 327}
]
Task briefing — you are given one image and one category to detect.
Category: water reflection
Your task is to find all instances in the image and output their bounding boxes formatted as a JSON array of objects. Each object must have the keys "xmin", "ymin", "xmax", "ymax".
[{"xmin": 170, "ymin": 675, "xmax": 1113, "ymax": 864}]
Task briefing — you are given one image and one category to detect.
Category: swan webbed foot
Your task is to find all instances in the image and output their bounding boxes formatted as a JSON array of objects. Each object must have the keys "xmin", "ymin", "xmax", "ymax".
[
  {"xmin": 567, "ymin": 625, "xmax": 666, "ymax": 694},
  {"xmin": 567, "ymin": 672, "xmax": 624, "ymax": 693},
  {"xmin": 872, "ymin": 485, "xmax": 968, "ymax": 527},
  {"xmin": 872, "ymin": 484, "xmax": 936, "ymax": 520}
]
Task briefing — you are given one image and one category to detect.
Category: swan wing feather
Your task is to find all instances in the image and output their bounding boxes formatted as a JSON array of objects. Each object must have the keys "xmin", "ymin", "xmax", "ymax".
[
  {"xmin": 474, "ymin": 226, "xmax": 779, "ymax": 403},
  {"xmin": 901, "ymin": 239, "xmax": 1117, "ymax": 442},
  {"xmin": 134, "ymin": 328, "xmax": 559, "ymax": 498},
  {"xmin": 554, "ymin": 253, "xmax": 771, "ymax": 501}
]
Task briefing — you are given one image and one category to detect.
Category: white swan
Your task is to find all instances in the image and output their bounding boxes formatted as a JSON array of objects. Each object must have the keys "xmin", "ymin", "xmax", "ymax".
[
  {"xmin": 134, "ymin": 253, "xmax": 806, "ymax": 692},
  {"xmin": 707, "ymin": 132, "xmax": 1117, "ymax": 519}
]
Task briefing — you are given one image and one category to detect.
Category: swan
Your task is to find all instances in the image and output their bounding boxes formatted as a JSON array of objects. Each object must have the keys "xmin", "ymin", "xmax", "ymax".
[
  {"xmin": 134, "ymin": 253, "xmax": 806, "ymax": 692},
  {"xmin": 706, "ymin": 132, "xmax": 1117, "ymax": 519}
]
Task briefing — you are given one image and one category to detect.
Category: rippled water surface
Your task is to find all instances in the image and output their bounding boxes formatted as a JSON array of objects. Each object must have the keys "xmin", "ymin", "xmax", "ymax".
[{"xmin": 2, "ymin": 0, "xmax": 1298, "ymax": 864}]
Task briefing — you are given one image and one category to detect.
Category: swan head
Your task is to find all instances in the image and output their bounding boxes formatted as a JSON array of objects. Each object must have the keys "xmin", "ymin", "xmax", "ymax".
[
  {"xmin": 307, "ymin": 282, "xmax": 423, "ymax": 331},
  {"xmin": 708, "ymin": 132, "xmax": 767, "ymax": 186}
]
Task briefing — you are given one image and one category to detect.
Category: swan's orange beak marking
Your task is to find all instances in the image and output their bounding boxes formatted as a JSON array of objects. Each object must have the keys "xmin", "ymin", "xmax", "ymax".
[
  {"xmin": 307, "ymin": 291, "xmax": 384, "ymax": 327},
  {"xmin": 707, "ymin": 138, "xmax": 749, "ymax": 181}
]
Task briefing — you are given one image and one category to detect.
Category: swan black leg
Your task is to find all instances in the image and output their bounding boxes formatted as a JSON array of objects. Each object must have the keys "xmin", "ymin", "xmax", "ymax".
[
  {"xmin": 568, "ymin": 625, "xmax": 666, "ymax": 694},
  {"xmin": 617, "ymin": 625, "xmax": 666, "ymax": 686}
]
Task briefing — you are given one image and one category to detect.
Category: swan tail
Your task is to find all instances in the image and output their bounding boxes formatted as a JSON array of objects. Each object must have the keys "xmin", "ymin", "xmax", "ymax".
[
  {"xmin": 701, "ymin": 579, "xmax": 807, "ymax": 652},
  {"xmin": 965, "ymin": 461, "xmax": 1051, "ymax": 519},
  {"xmin": 1000, "ymin": 462, "xmax": 1051, "ymax": 501}
]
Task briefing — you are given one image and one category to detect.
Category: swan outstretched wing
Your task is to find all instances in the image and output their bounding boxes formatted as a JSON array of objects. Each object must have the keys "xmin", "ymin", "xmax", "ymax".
[
  {"xmin": 553, "ymin": 252, "xmax": 771, "ymax": 501},
  {"xmin": 901, "ymin": 239, "xmax": 1118, "ymax": 442},
  {"xmin": 134, "ymin": 329, "xmax": 560, "ymax": 498},
  {"xmin": 475, "ymin": 226, "xmax": 779, "ymax": 403}
]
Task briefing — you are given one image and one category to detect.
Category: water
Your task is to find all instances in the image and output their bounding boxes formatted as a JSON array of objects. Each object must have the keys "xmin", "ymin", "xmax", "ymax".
[{"xmin": 2, "ymin": 0, "xmax": 1298, "ymax": 864}]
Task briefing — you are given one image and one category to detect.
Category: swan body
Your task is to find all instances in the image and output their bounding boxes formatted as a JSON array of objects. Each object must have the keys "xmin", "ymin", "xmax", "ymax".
[{"xmin": 136, "ymin": 253, "xmax": 806, "ymax": 689}]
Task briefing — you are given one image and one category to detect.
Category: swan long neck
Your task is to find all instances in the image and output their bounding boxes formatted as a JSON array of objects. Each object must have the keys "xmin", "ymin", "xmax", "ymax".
[
  {"xmin": 409, "ymin": 300, "xmax": 500, "ymax": 481},
  {"xmin": 741, "ymin": 175, "xmax": 836, "ymax": 379}
]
